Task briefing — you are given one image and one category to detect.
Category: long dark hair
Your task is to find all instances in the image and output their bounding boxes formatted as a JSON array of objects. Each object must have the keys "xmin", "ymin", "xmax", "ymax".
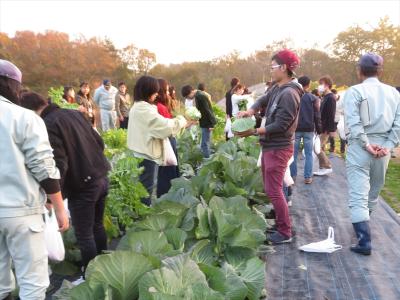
[
  {"xmin": 169, "ymin": 85, "xmax": 176, "ymax": 100},
  {"xmin": 77, "ymin": 82, "xmax": 92, "ymax": 99},
  {"xmin": 155, "ymin": 78, "xmax": 172, "ymax": 111}
]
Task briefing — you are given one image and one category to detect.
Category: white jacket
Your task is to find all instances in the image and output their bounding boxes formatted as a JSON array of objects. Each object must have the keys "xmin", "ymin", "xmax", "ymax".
[
  {"xmin": 127, "ymin": 101, "xmax": 187, "ymax": 164},
  {"xmin": 0, "ymin": 96, "xmax": 60, "ymax": 218}
]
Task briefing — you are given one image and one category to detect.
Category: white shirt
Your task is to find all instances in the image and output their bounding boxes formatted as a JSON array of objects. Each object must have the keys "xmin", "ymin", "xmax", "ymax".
[
  {"xmin": 231, "ymin": 93, "xmax": 254, "ymax": 117},
  {"xmin": 185, "ymin": 98, "xmax": 194, "ymax": 108}
]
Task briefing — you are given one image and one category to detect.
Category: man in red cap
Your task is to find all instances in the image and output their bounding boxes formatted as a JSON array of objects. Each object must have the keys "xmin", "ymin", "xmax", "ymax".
[
  {"xmin": 0, "ymin": 59, "xmax": 69, "ymax": 299},
  {"xmin": 237, "ymin": 49, "xmax": 303, "ymax": 244}
]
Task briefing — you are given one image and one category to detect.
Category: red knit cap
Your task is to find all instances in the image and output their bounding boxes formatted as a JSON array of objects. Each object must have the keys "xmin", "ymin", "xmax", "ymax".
[{"xmin": 275, "ymin": 49, "xmax": 300, "ymax": 71}]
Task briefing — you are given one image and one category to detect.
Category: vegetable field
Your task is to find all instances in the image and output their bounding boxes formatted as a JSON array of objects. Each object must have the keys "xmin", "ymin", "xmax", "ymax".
[{"xmin": 51, "ymin": 127, "xmax": 273, "ymax": 299}]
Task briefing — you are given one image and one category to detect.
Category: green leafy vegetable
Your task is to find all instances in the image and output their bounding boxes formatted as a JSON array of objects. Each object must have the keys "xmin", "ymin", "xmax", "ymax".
[
  {"xmin": 185, "ymin": 107, "xmax": 202, "ymax": 120},
  {"xmin": 231, "ymin": 117, "xmax": 256, "ymax": 133},
  {"xmin": 138, "ymin": 254, "xmax": 223, "ymax": 300}
]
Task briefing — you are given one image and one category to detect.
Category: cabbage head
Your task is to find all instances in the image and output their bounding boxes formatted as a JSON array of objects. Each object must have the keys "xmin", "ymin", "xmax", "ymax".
[{"xmin": 231, "ymin": 118, "xmax": 256, "ymax": 133}]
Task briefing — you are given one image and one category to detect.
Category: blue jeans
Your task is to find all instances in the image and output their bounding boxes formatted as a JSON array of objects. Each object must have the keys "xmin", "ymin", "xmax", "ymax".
[
  {"xmin": 201, "ymin": 128, "xmax": 212, "ymax": 158},
  {"xmin": 290, "ymin": 132, "xmax": 314, "ymax": 179}
]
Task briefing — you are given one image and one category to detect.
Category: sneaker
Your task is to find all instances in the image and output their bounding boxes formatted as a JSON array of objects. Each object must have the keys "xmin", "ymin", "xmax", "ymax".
[
  {"xmin": 266, "ymin": 226, "xmax": 296, "ymax": 236},
  {"xmin": 71, "ymin": 276, "xmax": 85, "ymax": 286},
  {"xmin": 267, "ymin": 231, "xmax": 292, "ymax": 244},
  {"xmin": 304, "ymin": 178, "xmax": 313, "ymax": 184},
  {"xmin": 313, "ymin": 168, "xmax": 333, "ymax": 176}
]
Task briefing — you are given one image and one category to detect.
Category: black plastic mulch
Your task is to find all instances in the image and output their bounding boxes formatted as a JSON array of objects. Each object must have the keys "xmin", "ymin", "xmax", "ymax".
[{"xmin": 265, "ymin": 155, "xmax": 400, "ymax": 300}]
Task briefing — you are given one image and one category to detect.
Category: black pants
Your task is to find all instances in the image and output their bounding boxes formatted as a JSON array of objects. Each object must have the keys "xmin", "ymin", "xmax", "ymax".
[
  {"xmin": 139, "ymin": 159, "xmax": 158, "ymax": 206},
  {"xmin": 68, "ymin": 177, "xmax": 109, "ymax": 270},
  {"xmin": 157, "ymin": 137, "xmax": 180, "ymax": 198},
  {"xmin": 119, "ymin": 117, "xmax": 129, "ymax": 129}
]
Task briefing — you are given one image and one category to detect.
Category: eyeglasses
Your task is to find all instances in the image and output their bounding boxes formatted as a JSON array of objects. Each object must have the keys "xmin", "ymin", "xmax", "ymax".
[{"xmin": 270, "ymin": 64, "xmax": 281, "ymax": 70}]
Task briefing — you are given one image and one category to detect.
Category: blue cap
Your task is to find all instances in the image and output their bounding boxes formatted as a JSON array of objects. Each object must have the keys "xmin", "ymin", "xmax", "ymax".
[
  {"xmin": 103, "ymin": 79, "xmax": 111, "ymax": 85},
  {"xmin": 358, "ymin": 53, "xmax": 383, "ymax": 68}
]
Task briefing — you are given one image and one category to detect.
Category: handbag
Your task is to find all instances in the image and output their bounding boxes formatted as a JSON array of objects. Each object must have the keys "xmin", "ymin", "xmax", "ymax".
[
  {"xmin": 161, "ymin": 138, "xmax": 178, "ymax": 166},
  {"xmin": 44, "ymin": 208, "xmax": 66, "ymax": 262}
]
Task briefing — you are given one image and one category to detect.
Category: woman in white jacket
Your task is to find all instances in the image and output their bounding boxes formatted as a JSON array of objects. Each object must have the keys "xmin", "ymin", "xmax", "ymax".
[{"xmin": 127, "ymin": 76, "xmax": 191, "ymax": 206}]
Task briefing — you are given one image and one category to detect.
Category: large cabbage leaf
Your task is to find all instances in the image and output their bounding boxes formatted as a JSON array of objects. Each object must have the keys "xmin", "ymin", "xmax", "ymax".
[
  {"xmin": 84, "ymin": 251, "xmax": 154, "ymax": 300},
  {"xmin": 231, "ymin": 117, "xmax": 256, "ymax": 132},
  {"xmin": 117, "ymin": 230, "xmax": 174, "ymax": 256},
  {"xmin": 209, "ymin": 196, "xmax": 266, "ymax": 250},
  {"xmin": 138, "ymin": 254, "xmax": 223, "ymax": 300}
]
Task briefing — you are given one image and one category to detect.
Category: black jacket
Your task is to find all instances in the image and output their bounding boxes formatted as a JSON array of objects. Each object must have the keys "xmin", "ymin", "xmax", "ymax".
[
  {"xmin": 320, "ymin": 92, "xmax": 337, "ymax": 133},
  {"xmin": 253, "ymin": 81, "xmax": 303, "ymax": 150},
  {"xmin": 296, "ymin": 92, "xmax": 322, "ymax": 133},
  {"xmin": 195, "ymin": 90, "xmax": 216, "ymax": 128},
  {"xmin": 41, "ymin": 104, "xmax": 110, "ymax": 198}
]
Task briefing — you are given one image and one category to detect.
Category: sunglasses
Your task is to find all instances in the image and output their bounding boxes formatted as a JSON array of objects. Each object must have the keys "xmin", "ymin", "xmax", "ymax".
[{"xmin": 270, "ymin": 64, "xmax": 282, "ymax": 70}]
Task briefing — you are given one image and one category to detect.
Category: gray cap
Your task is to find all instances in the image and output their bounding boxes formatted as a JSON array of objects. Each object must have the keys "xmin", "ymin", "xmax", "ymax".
[
  {"xmin": 358, "ymin": 53, "xmax": 383, "ymax": 68},
  {"xmin": 0, "ymin": 59, "xmax": 22, "ymax": 83}
]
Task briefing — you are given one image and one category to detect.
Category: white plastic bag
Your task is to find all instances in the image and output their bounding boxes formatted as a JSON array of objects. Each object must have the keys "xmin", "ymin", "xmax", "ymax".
[
  {"xmin": 256, "ymin": 117, "xmax": 267, "ymax": 167},
  {"xmin": 224, "ymin": 118, "xmax": 234, "ymax": 138},
  {"xmin": 161, "ymin": 138, "xmax": 177, "ymax": 166},
  {"xmin": 44, "ymin": 209, "xmax": 65, "ymax": 262},
  {"xmin": 224, "ymin": 118, "xmax": 231, "ymax": 133},
  {"xmin": 299, "ymin": 227, "xmax": 342, "ymax": 253},
  {"xmin": 257, "ymin": 152, "xmax": 262, "ymax": 167},
  {"xmin": 313, "ymin": 134, "xmax": 321, "ymax": 155},
  {"xmin": 337, "ymin": 116, "xmax": 346, "ymax": 140},
  {"xmin": 283, "ymin": 156, "xmax": 294, "ymax": 186}
]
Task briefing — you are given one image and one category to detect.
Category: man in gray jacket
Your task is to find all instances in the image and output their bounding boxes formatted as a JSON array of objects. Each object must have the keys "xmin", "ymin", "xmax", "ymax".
[
  {"xmin": 0, "ymin": 60, "xmax": 69, "ymax": 299},
  {"xmin": 236, "ymin": 49, "xmax": 302, "ymax": 244},
  {"xmin": 344, "ymin": 53, "xmax": 400, "ymax": 255},
  {"xmin": 94, "ymin": 79, "xmax": 118, "ymax": 131}
]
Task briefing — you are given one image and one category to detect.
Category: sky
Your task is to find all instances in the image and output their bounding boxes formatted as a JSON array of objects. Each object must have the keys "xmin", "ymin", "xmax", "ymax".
[{"xmin": 0, "ymin": 0, "xmax": 399, "ymax": 65}]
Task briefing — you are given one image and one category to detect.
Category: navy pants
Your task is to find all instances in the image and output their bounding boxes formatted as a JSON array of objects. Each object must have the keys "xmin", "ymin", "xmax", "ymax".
[
  {"xmin": 139, "ymin": 159, "xmax": 158, "ymax": 206},
  {"xmin": 157, "ymin": 137, "xmax": 180, "ymax": 198},
  {"xmin": 68, "ymin": 177, "xmax": 109, "ymax": 270},
  {"xmin": 119, "ymin": 117, "xmax": 129, "ymax": 129}
]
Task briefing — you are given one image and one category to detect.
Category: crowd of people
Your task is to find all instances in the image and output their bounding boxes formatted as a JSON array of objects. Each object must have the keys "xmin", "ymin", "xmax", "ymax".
[
  {"xmin": 228, "ymin": 50, "xmax": 400, "ymax": 250},
  {"xmin": 0, "ymin": 48, "xmax": 399, "ymax": 299}
]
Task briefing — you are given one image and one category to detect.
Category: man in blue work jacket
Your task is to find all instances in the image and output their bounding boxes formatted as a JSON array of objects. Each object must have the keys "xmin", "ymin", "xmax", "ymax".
[{"xmin": 344, "ymin": 53, "xmax": 400, "ymax": 255}]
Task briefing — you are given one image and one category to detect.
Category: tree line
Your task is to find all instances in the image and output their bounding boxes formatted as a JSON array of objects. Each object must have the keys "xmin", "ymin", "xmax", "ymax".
[{"xmin": 0, "ymin": 17, "xmax": 398, "ymax": 101}]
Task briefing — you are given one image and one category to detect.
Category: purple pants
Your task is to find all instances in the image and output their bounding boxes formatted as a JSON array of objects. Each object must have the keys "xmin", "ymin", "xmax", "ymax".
[{"xmin": 261, "ymin": 147, "xmax": 293, "ymax": 237}]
